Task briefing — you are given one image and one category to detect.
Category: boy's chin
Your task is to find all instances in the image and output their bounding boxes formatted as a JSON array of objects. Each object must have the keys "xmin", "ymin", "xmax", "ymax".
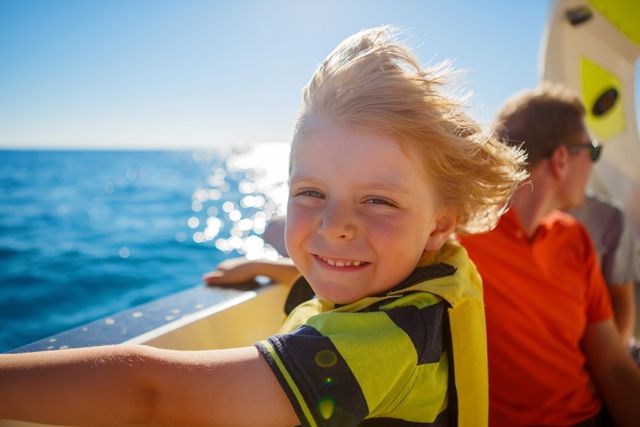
[{"xmin": 311, "ymin": 284, "xmax": 360, "ymax": 305}]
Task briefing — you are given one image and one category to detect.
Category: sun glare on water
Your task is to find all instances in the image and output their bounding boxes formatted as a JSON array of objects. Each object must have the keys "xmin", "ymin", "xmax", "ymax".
[{"xmin": 187, "ymin": 143, "xmax": 290, "ymax": 260}]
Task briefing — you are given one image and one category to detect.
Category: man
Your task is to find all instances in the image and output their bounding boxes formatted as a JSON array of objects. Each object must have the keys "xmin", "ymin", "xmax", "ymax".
[{"xmin": 460, "ymin": 84, "xmax": 640, "ymax": 426}]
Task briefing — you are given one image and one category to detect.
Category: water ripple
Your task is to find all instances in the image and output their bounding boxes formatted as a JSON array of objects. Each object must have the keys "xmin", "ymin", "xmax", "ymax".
[{"xmin": 0, "ymin": 145, "xmax": 290, "ymax": 351}]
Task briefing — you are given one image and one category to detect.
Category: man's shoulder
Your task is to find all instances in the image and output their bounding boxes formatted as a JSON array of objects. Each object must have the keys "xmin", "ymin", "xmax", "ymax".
[
  {"xmin": 541, "ymin": 211, "xmax": 597, "ymax": 260},
  {"xmin": 543, "ymin": 209, "xmax": 579, "ymax": 226},
  {"xmin": 542, "ymin": 210, "xmax": 589, "ymax": 236}
]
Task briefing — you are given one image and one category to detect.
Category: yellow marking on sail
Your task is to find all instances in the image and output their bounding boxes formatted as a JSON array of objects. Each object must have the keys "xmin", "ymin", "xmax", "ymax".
[
  {"xmin": 589, "ymin": 0, "xmax": 640, "ymax": 47},
  {"xmin": 580, "ymin": 57, "xmax": 625, "ymax": 141}
]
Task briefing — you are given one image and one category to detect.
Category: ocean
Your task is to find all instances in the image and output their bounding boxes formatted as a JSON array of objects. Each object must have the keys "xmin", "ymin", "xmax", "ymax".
[{"xmin": 0, "ymin": 145, "xmax": 290, "ymax": 352}]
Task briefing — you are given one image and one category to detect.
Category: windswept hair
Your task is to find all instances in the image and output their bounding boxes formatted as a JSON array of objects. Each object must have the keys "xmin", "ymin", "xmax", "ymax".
[
  {"xmin": 492, "ymin": 83, "xmax": 586, "ymax": 169},
  {"xmin": 292, "ymin": 26, "xmax": 527, "ymax": 234}
]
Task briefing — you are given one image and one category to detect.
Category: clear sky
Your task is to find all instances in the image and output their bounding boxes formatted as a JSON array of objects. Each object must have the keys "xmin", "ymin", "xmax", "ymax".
[{"xmin": 0, "ymin": 0, "xmax": 550, "ymax": 149}]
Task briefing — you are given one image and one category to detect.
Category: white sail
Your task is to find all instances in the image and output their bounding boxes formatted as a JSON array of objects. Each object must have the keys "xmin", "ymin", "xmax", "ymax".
[{"xmin": 541, "ymin": 0, "xmax": 640, "ymax": 235}]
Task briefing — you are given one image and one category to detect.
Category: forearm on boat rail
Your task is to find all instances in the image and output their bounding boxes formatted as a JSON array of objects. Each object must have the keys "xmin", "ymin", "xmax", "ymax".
[{"xmin": 204, "ymin": 256, "xmax": 299, "ymax": 287}]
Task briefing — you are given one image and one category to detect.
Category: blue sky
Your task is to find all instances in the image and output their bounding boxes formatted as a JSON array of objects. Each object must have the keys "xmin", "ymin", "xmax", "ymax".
[{"xmin": 0, "ymin": 0, "xmax": 550, "ymax": 149}]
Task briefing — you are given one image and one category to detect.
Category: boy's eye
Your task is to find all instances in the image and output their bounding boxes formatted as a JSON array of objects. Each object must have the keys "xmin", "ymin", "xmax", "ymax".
[
  {"xmin": 364, "ymin": 197, "xmax": 396, "ymax": 207},
  {"xmin": 295, "ymin": 189, "xmax": 325, "ymax": 199}
]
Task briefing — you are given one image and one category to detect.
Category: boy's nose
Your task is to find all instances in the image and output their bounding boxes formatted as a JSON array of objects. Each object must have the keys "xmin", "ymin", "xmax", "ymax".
[{"xmin": 317, "ymin": 203, "xmax": 356, "ymax": 241}]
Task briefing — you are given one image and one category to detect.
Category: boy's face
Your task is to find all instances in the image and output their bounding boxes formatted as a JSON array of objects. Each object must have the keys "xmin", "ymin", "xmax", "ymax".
[{"xmin": 286, "ymin": 117, "xmax": 449, "ymax": 304}]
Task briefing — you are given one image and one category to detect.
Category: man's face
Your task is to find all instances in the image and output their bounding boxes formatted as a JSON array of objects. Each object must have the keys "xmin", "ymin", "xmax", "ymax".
[{"xmin": 557, "ymin": 125, "xmax": 594, "ymax": 210}]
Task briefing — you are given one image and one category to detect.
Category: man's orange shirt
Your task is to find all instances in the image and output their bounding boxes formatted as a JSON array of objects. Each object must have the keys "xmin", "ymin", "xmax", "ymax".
[{"xmin": 460, "ymin": 209, "xmax": 613, "ymax": 426}]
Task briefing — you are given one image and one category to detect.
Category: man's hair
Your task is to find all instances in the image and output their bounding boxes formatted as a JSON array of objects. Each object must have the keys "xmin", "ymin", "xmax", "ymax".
[
  {"xmin": 291, "ymin": 26, "xmax": 527, "ymax": 234},
  {"xmin": 492, "ymin": 84, "xmax": 586, "ymax": 169}
]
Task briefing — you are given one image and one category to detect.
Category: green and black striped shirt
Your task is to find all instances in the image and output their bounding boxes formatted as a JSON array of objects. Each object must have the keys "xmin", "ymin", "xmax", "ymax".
[{"xmin": 257, "ymin": 263, "xmax": 458, "ymax": 427}]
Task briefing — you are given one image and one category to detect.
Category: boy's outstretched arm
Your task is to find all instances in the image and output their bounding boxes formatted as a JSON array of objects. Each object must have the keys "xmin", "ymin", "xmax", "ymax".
[
  {"xmin": 203, "ymin": 257, "xmax": 299, "ymax": 287},
  {"xmin": 0, "ymin": 344, "xmax": 298, "ymax": 427}
]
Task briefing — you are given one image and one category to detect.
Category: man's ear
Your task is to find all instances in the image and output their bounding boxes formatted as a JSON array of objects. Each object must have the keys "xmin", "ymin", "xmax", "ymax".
[
  {"xmin": 424, "ymin": 207, "xmax": 458, "ymax": 252},
  {"xmin": 548, "ymin": 145, "xmax": 570, "ymax": 180}
]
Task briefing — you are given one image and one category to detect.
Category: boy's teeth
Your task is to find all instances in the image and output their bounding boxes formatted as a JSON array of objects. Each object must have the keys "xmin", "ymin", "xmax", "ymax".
[{"xmin": 320, "ymin": 255, "xmax": 364, "ymax": 267}]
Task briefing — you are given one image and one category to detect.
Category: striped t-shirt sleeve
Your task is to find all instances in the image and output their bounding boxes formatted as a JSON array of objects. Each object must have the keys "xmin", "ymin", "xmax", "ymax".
[{"xmin": 255, "ymin": 300, "xmax": 449, "ymax": 427}]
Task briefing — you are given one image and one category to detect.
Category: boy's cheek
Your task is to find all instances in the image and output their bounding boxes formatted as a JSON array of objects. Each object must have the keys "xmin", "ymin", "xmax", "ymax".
[
  {"xmin": 360, "ymin": 213, "xmax": 411, "ymax": 239},
  {"xmin": 284, "ymin": 210, "xmax": 311, "ymax": 247},
  {"xmin": 286, "ymin": 204, "xmax": 316, "ymax": 229}
]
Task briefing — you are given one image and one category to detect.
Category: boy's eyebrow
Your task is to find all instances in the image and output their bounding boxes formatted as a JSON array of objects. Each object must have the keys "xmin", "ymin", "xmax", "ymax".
[
  {"xmin": 360, "ymin": 181, "xmax": 412, "ymax": 195},
  {"xmin": 289, "ymin": 173, "xmax": 318, "ymax": 183},
  {"xmin": 290, "ymin": 174, "xmax": 412, "ymax": 195}
]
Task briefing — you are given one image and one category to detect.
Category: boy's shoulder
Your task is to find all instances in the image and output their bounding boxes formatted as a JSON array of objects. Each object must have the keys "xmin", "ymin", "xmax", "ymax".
[{"xmin": 411, "ymin": 241, "xmax": 484, "ymax": 307}]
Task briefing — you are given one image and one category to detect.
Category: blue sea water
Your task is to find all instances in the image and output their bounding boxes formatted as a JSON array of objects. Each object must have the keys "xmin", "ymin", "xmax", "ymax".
[{"xmin": 0, "ymin": 146, "xmax": 289, "ymax": 352}]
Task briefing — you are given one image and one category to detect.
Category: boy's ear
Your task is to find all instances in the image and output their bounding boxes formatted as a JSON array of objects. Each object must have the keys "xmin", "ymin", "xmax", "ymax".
[{"xmin": 424, "ymin": 207, "xmax": 458, "ymax": 252}]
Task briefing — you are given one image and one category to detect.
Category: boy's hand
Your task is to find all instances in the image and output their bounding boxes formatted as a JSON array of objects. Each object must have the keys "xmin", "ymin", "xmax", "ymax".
[{"xmin": 203, "ymin": 257, "xmax": 263, "ymax": 286}]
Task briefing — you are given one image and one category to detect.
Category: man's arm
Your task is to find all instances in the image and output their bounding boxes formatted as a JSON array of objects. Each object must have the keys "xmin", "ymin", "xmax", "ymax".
[
  {"xmin": 203, "ymin": 257, "xmax": 299, "ymax": 287},
  {"xmin": 608, "ymin": 282, "xmax": 636, "ymax": 344},
  {"xmin": 583, "ymin": 319, "xmax": 640, "ymax": 427},
  {"xmin": 0, "ymin": 344, "xmax": 298, "ymax": 427}
]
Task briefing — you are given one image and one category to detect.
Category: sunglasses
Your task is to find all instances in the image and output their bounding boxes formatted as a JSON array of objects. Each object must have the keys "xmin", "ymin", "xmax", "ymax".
[{"xmin": 564, "ymin": 139, "xmax": 602, "ymax": 162}]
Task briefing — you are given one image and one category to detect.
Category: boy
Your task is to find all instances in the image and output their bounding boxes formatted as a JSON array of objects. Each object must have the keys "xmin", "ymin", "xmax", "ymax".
[{"xmin": 1, "ymin": 27, "xmax": 526, "ymax": 426}]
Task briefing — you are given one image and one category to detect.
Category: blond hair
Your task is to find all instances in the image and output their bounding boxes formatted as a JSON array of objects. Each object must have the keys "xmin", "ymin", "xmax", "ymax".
[
  {"xmin": 492, "ymin": 84, "xmax": 586, "ymax": 169},
  {"xmin": 293, "ymin": 27, "xmax": 527, "ymax": 234}
]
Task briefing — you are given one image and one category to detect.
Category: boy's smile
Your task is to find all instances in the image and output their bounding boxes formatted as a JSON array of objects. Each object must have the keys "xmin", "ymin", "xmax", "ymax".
[
  {"xmin": 313, "ymin": 254, "xmax": 369, "ymax": 268},
  {"xmin": 285, "ymin": 117, "xmax": 451, "ymax": 304}
]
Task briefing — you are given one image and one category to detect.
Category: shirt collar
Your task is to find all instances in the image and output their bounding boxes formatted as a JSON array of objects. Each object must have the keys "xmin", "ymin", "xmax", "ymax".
[{"xmin": 497, "ymin": 207, "xmax": 561, "ymax": 242}]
